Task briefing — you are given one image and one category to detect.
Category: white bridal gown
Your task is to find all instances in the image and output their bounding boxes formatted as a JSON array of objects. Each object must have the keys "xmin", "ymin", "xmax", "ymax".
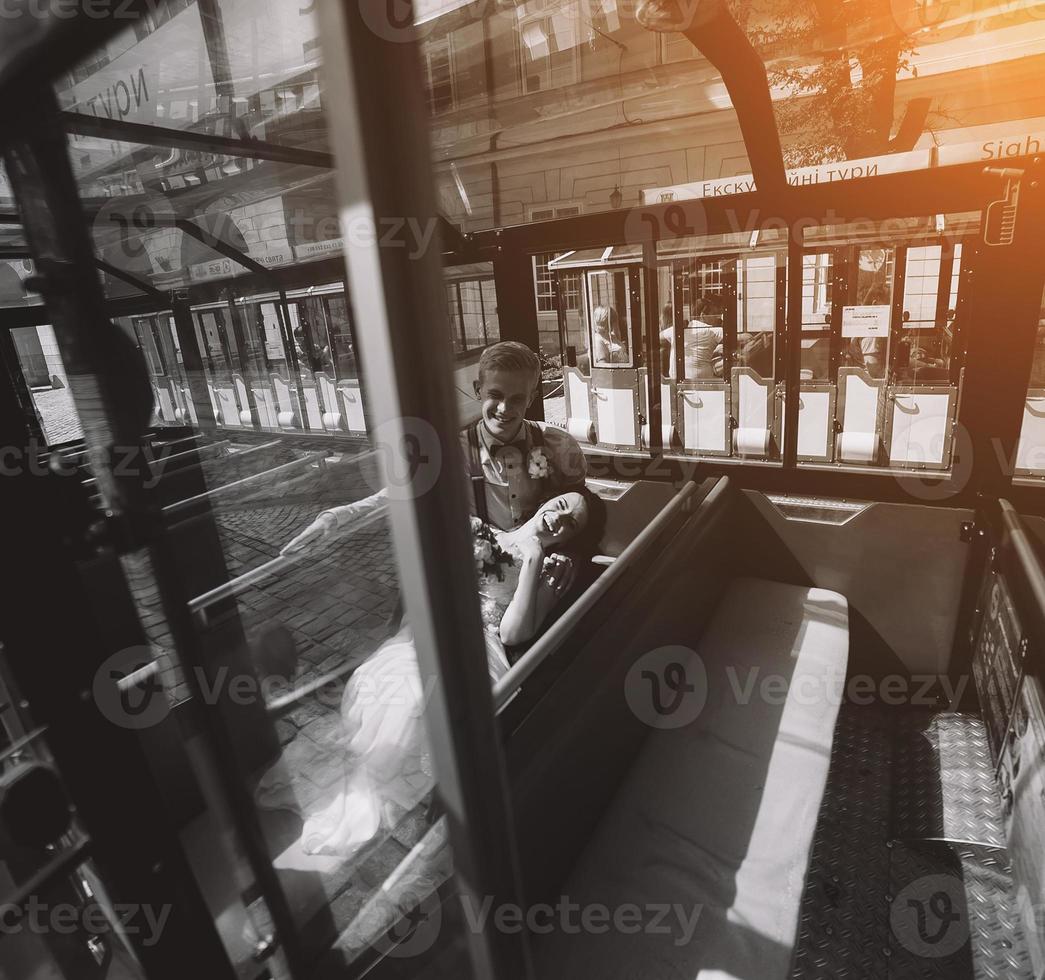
[{"xmin": 299, "ymin": 562, "xmax": 517, "ymax": 858}]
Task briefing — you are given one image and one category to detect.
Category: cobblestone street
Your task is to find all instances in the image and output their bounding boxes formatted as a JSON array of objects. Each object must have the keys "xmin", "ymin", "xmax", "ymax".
[
  {"xmin": 118, "ymin": 442, "xmax": 419, "ymax": 946},
  {"xmin": 31, "ymin": 386, "xmax": 83, "ymax": 445}
]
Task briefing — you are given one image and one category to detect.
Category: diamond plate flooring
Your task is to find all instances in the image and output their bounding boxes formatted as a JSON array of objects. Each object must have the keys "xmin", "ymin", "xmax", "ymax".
[{"xmin": 790, "ymin": 709, "xmax": 1033, "ymax": 980}]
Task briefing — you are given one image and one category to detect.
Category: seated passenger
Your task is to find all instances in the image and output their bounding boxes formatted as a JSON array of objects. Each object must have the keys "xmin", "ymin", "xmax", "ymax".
[
  {"xmin": 592, "ymin": 306, "xmax": 628, "ymax": 365},
  {"xmin": 299, "ymin": 490, "xmax": 592, "ymax": 859},
  {"xmin": 682, "ymin": 300, "xmax": 724, "ymax": 379}
]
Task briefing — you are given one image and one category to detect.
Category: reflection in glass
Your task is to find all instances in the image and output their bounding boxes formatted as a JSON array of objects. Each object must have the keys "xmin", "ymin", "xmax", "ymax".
[
  {"xmin": 681, "ymin": 260, "xmax": 725, "ymax": 381},
  {"xmin": 588, "ymin": 271, "xmax": 631, "ymax": 367},
  {"xmin": 1016, "ymin": 282, "xmax": 1045, "ymax": 475},
  {"xmin": 802, "ymin": 253, "xmax": 833, "ymax": 330},
  {"xmin": 736, "ymin": 256, "xmax": 776, "ymax": 379},
  {"xmin": 799, "ymin": 214, "xmax": 977, "ymax": 471},
  {"xmin": 841, "ymin": 248, "xmax": 893, "ymax": 380}
]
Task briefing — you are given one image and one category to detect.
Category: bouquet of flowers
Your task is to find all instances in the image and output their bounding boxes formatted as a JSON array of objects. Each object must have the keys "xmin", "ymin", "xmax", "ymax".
[{"xmin": 470, "ymin": 517, "xmax": 513, "ymax": 581}]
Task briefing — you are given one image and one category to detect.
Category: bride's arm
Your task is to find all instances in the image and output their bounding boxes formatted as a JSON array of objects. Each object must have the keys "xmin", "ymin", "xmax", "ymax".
[
  {"xmin": 497, "ymin": 538, "xmax": 546, "ymax": 647},
  {"xmin": 498, "ymin": 542, "xmax": 574, "ymax": 647},
  {"xmin": 281, "ymin": 488, "xmax": 388, "ymax": 555}
]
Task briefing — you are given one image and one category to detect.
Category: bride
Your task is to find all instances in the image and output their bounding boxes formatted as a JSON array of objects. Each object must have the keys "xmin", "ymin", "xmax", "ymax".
[{"xmin": 298, "ymin": 490, "xmax": 592, "ymax": 859}]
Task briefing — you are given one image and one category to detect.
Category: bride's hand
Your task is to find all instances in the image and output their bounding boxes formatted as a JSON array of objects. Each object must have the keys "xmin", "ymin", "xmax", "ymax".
[
  {"xmin": 281, "ymin": 512, "xmax": 337, "ymax": 555},
  {"xmin": 541, "ymin": 553, "xmax": 575, "ymax": 597}
]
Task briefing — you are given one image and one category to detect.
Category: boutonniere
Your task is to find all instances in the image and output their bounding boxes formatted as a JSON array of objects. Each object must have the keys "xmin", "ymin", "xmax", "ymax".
[
  {"xmin": 471, "ymin": 518, "xmax": 513, "ymax": 581},
  {"xmin": 528, "ymin": 447, "xmax": 550, "ymax": 479}
]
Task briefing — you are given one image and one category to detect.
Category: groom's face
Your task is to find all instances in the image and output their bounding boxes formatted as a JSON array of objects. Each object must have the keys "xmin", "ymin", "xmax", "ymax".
[{"xmin": 477, "ymin": 368, "xmax": 537, "ymax": 443}]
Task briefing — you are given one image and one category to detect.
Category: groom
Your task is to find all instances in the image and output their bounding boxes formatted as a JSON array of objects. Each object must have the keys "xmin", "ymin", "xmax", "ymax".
[{"xmin": 282, "ymin": 341, "xmax": 587, "ymax": 551}]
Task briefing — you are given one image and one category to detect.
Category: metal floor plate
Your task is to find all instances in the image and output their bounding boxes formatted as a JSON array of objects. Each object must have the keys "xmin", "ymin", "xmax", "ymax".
[{"xmin": 790, "ymin": 709, "xmax": 1033, "ymax": 980}]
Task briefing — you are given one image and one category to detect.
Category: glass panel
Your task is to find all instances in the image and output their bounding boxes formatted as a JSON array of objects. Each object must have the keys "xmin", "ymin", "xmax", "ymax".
[
  {"xmin": 587, "ymin": 269, "xmax": 632, "ymax": 367},
  {"xmin": 11, "ymin": 327, "xmax": 84, "ymax": 445},
  {"xmin": 902, "ymin": 245, "xmax": 942, "ymax": 328},
  {"xmin": 420, "ymin": 0, "xmax": 752, "ymax": 230},
  {"xmin": 1016, "ymin": 282, "xmax": 1045, "ymax": 476},
  {"xmin": 842, "ymin": 247, "xmax": 894, "ymax": 381},
  {"xmin": 325, "ymin": 295, "xmax": 358, "ymax": 380},
  {"xmin": 680, "ymin": 261, "xmax": 725, "ymax": 381},
  {"xmin": 446, "ymin": 283, "xmax": 465, "ymax": 354},
  {"xmin": 655, "ymin": 230, "xmax": 786, "ymax": 462},
  {"xmin": 896, "ymin": 245, "xmax": 955, "ymax": 385},
  {"xmin": 459, "ymin": 280, "xmax": 486, "ymax": 350},
  {"xmin": 801, "ymin": 212, "xmax": 979, "ymax": 472},
  {"xmin": 20, "ymin": 2, "xmax": 495, "ymax": 973},
  {"xmin": 736, "ymin": 255, "xmax": 776, "ymax": 378},
  {"xmin": 480, "ymin": 278, "xmax": 500, "ymax": 345},
  {"xmin": 802, "ymin": 253, "xmax": 833, "ymax": 331}
]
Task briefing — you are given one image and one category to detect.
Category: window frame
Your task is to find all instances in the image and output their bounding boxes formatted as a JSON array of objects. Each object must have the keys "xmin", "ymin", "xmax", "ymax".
[{"xmin": 516, "ymin": 4, "xmax": 582, "ymax": 96}]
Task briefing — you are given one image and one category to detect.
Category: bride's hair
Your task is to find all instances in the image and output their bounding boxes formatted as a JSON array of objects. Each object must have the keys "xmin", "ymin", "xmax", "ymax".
[{"xmin": 559, "ymin": 488, "xmax": 605, "ymax": 557}]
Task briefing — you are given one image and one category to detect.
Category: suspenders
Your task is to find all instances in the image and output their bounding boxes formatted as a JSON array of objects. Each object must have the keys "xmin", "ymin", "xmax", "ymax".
[
  {"xmin": 468, "ymin": 421, "xmax": 545, "ymax": 526},
  {"xmin": 467, "ymin": 423, "xmax": 489, "ymax": 524}
]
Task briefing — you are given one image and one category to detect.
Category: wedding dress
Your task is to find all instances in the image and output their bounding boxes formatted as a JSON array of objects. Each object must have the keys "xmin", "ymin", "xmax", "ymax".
[{"xmin": 299, "ymin": 560, "xmax": 518, "ymax": 858}]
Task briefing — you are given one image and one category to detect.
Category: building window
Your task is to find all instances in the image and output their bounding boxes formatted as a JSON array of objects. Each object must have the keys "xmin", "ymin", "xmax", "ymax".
[
  {"xmin": 425, "ymin": 37, "xmax": 455, "ymax": 114},
  {"xmin": 697, "ymin": 260, "xmax": 724, "ymax": 297},
  {"xmin": 902, "ymin": 245, "xmax": 943, "ymax": 329},
  {"xmin": 529, "ymin": 204, "xmax": 582, "ymax": 223},
  {"xmin": 737, "ymin": 256, "xmax": 777, "ymax": 334},
  {"xmin": 534, "ymin": 254, "xmax": 556, "ymax": 312},
  {"xmin": 534, "ymin": 252, "xmax": 581, "ymax": 314},
  {"xmin": 446, "ymin": 283, "xmax": 465, "ymax": 353},
  {"xmin": 802, "ymin": 252, "xmax": 833, "ymax": 330},
  {"xmin": 447, "ymin": 277, "xmax": 499, "ymax": 354},
  {"xmin": 518, "ymin": 7, "xmax": 580, "ymax": 95}
]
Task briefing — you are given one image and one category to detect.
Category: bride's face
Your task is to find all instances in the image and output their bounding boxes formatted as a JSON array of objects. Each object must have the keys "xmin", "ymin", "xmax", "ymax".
[{"xmin": 532, "ymin": 492, "xmax": 589, "ymax": 546}]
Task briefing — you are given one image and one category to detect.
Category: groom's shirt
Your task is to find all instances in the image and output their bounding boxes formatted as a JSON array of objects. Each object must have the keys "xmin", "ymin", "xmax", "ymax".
[{"xmin": 463, "ymin": 420, "xmax": 587, "ymax": 530}]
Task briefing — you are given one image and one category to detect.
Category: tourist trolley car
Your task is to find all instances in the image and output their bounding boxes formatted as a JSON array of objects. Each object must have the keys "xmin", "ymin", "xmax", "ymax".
[{"xmin": 2, "ymin": 2, "xmax": 1045, "ymax": 980}]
